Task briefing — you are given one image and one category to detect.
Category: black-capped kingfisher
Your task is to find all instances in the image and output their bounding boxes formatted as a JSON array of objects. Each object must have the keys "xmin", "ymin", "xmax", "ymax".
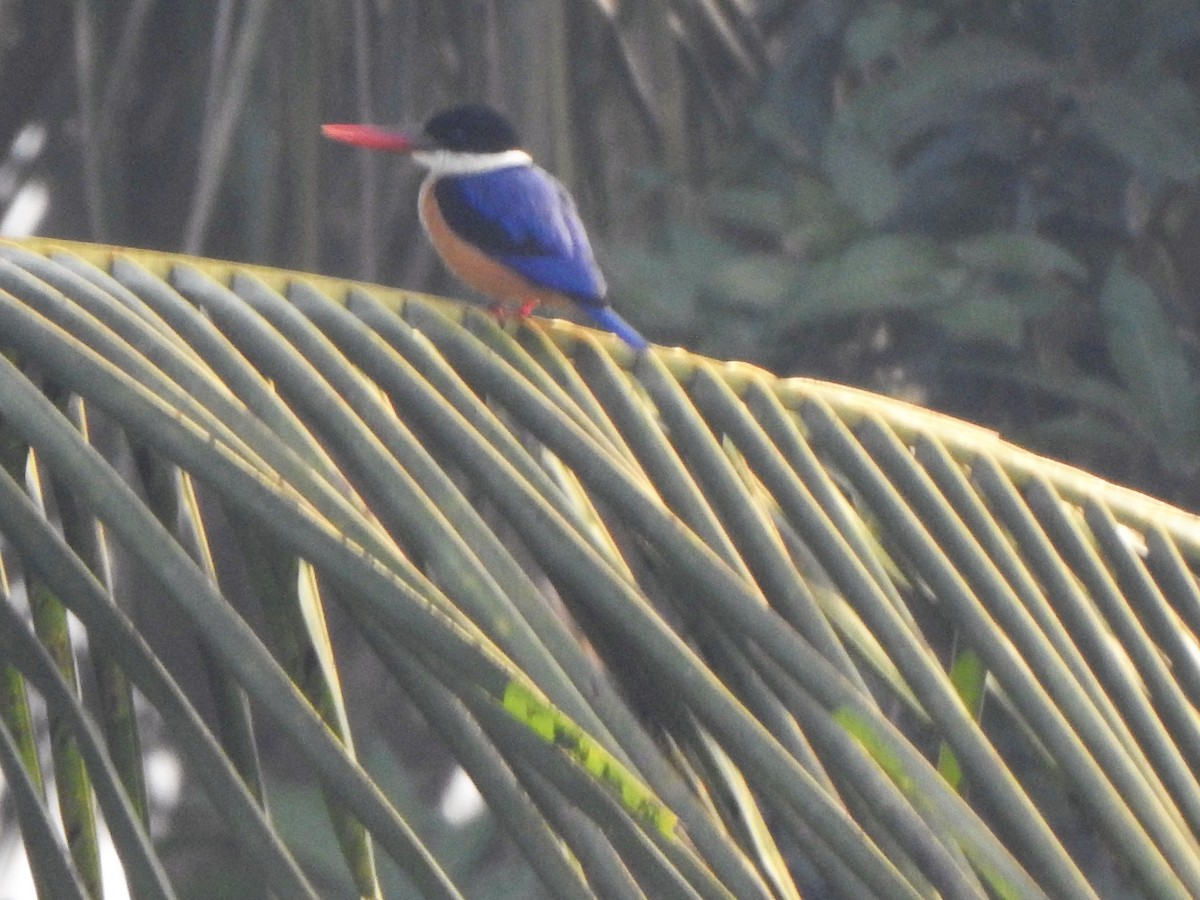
[{"xmin": 322, "ymin": 104, "xmax": 648, "ymax": 350}]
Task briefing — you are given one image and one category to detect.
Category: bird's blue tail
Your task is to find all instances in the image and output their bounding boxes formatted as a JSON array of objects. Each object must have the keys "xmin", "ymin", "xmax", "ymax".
[{"xmin": 583, "ymin": 306, "xmax": 649, "ymax": 350}]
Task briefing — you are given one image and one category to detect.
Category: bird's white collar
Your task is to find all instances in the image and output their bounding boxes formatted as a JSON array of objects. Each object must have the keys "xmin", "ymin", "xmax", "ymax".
[{"xmin": 411, "ymin": 148, "xmax": 532, "ymax": 176}]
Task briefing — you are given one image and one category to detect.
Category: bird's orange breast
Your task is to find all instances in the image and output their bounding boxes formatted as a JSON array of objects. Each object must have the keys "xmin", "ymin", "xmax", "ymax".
[{"xmin": 418, "ymin": 180, "xmax": 569, "ymax": 310}]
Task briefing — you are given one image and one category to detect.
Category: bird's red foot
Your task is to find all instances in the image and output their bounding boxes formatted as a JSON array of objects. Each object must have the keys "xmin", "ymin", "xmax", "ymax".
[{"xmin": 489, "ymin": 299, "xmax": 540, "ymax": 321}]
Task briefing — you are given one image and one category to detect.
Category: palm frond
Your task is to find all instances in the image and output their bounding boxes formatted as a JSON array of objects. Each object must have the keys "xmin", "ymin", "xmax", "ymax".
[{"xmin": 1, "ymin": 238, "xmax": 1198, "ymax": 898}]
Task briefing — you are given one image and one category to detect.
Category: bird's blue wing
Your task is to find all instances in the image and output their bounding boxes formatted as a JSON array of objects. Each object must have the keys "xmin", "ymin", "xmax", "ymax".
[{"xmin": 434, "ymin": 166, "xmax": 606, "ymax": 301}]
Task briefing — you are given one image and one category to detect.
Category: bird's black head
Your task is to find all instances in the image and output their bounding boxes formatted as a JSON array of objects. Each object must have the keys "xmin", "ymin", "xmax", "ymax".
[{"xmin": 423, "ymin": 104, "xmax": 520, "ymax": 153}]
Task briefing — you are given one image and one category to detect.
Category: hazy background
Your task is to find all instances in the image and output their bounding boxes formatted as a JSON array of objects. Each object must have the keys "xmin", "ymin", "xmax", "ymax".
[{"xmin": 5, "ymin": 2, "xmax": 1200, "ymax": 506}]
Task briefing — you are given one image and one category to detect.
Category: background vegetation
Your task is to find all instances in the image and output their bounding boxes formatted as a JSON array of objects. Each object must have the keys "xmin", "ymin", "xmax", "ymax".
[
  {"xmin": 2, "ymin": 1, "xmax": 1200, "ymax": 897},
  {"xmin": 5, "ymin": 0, "xmax": 1200, "ymax": 507}
]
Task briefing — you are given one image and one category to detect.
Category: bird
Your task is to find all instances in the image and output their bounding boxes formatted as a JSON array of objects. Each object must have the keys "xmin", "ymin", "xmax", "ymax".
[{"xmin": 321, "ymin": 104, "xmax": 648, "ymax": 350}]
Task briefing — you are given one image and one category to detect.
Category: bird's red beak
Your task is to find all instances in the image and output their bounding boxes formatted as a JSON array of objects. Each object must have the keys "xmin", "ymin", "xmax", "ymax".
[{"xmin": 320, "ymin": 123, "xmax": 418, "ymax": 152}]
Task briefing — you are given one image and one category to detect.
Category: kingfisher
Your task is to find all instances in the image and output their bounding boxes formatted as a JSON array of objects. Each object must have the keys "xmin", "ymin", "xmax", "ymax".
[{"xmin": 322, "ymin": 104, "xmax": 648, "ymax": 350}]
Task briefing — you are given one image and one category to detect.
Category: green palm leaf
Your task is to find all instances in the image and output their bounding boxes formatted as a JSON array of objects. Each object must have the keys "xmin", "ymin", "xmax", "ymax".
[{"xmin": 1, "ymin": 238, "xmax": 1198, "ymax": 898}]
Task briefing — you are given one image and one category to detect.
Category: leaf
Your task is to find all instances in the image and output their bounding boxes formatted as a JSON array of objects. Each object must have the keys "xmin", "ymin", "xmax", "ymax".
[
  {"xmin": 665, "ymin": 223, "xmax": 742, "ymax": 276},
  {"xmin": 824, "ymin": 37, "xmax": 1048, "ymax": 224},
  {"xmin": 953, "ymin": 232, "xmax": 1088, "ymax": 281},
  {"xmin": 844, "ymin": 1, "xmax": 939, "ymax": 69},
  {"xmin": 934, "ymin": 291, "xmax": 1025, "ymax": 348},
  {"xmin": 937, "ymin": 649, "xmax": 986, "ymax": 792},
  {"xmin": 823, "ymin": 115, "xmax": 904, "ymax": 224},
  {"xmin": 798, "ymin": 234, "xmax": 963, "ymax": 317},
  {"xmin": 1098, "ymin": 257, "xmax": 1200, "ymax": 451},
  {"xmin": 605, "ymin": 245, "xmax": 700, "ymax": 329},
  {"xmin": 1080, "ymin": 75, "xmax": 1200, "ymax": 179},
  {"xmin": 851, "ymin": 35, "xmax": 1051, "ymax": 149},
  {"xmin": 10, "ymin": 238, "xmax": 1200, "ymax": 899},
  {"xmin": 1023, "ymin": 409, "xmax": 1148, "ymax": 469},
  {"xmin": 706, "ymin": 254, "xmax": 805, "ymax": 310},
  {"xmin": 705, "ymin": 188, "xmax": 793, "ymax": 236},
  {"xmin": 782, "ymin": 174, "xmax": 865, "ymax": 254}
]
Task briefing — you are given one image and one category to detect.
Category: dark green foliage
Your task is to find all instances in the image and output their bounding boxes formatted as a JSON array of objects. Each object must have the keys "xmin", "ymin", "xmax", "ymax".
[
  {"xmin": 6, "ymin": 2, "xmax": 1200, "ymax": 502},
  {"xmin": 608, "ymin": 0, "xmax": 1200, "ymax": 505}
]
